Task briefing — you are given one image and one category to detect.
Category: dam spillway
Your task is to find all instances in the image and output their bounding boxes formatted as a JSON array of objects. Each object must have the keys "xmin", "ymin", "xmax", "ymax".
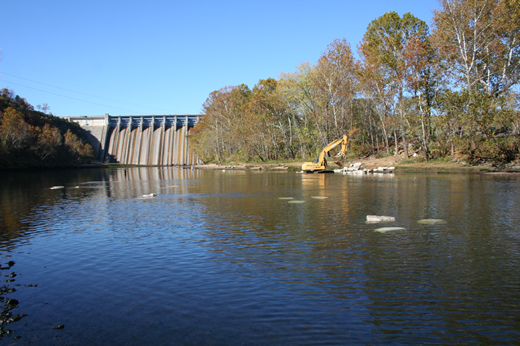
[{"xmin": 68, "ymin": 114, "xmax": 201, "ymax": 165}]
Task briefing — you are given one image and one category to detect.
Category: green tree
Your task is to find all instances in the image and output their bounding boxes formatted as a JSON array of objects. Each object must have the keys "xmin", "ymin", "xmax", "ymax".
[
  {"xmin": 359, "ymin": 11, "xmax": 430, "ymax": 158},
  {"xmin": 432, "ymin": 0, "xmax": 520, "ymax": 162}
]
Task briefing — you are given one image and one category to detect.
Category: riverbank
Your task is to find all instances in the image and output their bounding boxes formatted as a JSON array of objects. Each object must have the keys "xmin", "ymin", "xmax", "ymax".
[{"xmin": 193, "ymin": 155, "xmax": 520, "ymax": 173}]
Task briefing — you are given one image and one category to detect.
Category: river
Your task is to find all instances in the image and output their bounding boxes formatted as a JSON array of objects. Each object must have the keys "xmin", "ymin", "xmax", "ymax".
[{"xmin": 1, "ymin": 167, "xmax": 519, "ymax": 345}]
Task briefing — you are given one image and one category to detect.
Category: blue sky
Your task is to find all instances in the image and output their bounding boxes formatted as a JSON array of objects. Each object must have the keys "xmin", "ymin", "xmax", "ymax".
[{"xmin": 0, "ymin": 0, "xmax": 439, "ymax": 117}]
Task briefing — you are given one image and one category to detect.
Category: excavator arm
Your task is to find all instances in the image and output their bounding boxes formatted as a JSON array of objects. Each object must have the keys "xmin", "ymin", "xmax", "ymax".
[{"xmin": 302, "ymin": 135, "xmax": 348, "ymax": 172}]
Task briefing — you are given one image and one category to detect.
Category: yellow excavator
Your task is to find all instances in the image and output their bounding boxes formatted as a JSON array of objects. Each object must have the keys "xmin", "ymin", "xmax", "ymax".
[{"xmin": 302, "ymin": 135, "xmax": 348, "ymax": 172}]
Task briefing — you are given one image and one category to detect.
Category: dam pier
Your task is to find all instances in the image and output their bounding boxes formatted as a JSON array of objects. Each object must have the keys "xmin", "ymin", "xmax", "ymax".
[{"xmin": 67, "ymin": 114, "xmax": 201, "ymax": 166}]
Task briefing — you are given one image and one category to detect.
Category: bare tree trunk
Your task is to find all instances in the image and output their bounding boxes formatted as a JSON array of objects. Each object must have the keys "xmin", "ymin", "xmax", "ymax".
[{"xmin": 394, "ymin": 129, "xmax": 398, "ymax": 155}]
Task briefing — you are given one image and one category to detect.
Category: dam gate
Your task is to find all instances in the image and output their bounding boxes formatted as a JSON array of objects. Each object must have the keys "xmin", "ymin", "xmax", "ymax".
[{"xmin": 67, "ymin": 114, "xmax": 201, "ymax": 165}]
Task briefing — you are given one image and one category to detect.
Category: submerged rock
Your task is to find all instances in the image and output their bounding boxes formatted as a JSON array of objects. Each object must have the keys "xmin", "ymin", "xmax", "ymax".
[
  {"xmin": 367, "ymin": 215, "xmax": 396, "ymax": 222},
  {"xmin": 6, "ymin": 298, "xmax": 18, "ymax": 307},
  {"xmin": 417, "ymin": 219, "xmax": 446, "ymax": 225},
  {"xmin": 49, "ymin": 186, "xmax": 65, "ymax": 190},
  {"xmin": 374, "ymin": 227, "xmax": 406, "ymax": 233}
]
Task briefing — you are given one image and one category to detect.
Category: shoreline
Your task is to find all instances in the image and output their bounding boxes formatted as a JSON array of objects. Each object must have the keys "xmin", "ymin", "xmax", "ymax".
[
  {"xmin": 2, "ymin": 158, "xmax": 519, "ymax": 174},
  {"xmin": 191, "ymin": 156, "xmax": 520, "ymax": 174}
]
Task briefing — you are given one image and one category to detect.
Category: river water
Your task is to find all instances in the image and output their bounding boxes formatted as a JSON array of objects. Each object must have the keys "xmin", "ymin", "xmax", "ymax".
[{"xmin": 1, "ymin": 167, "xmax": 519, "ymax": 345}]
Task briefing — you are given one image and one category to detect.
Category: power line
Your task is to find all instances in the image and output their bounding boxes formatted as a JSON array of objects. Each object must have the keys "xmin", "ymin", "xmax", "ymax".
[
  {"xmin": 0, "ymin": 72, "xmax": 173, "ymax": 113},
  {"xmin": 1, "ymin": 79, "xmax": 143, "ymax": 114}
]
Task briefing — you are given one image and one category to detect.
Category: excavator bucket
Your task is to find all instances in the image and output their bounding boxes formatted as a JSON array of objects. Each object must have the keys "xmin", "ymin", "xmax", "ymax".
[{"xmin": 334, "ymin": 157, "xmax": 345, "ymax": 167}]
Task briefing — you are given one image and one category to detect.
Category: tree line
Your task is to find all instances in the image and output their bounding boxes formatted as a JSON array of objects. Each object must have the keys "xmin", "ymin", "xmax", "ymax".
[
  {"xmin": 0, "ymin": 88, "xmax": 94, "ymax": 169},
  {"xmin": 190, "ymin": 0, "xmax": 520, "ymax": 166}
]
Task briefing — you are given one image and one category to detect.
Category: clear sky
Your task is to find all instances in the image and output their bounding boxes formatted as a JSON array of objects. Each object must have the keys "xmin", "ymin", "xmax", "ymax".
[{"xmin": 0, "ymin": 0, "xmax": 439, "ymax": 117}]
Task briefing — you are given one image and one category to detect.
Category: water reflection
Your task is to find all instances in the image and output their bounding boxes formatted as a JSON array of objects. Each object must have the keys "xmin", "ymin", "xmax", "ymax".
[{"xmin": 0, "ymin": 168, "xmax": 519, "ymax": 344}]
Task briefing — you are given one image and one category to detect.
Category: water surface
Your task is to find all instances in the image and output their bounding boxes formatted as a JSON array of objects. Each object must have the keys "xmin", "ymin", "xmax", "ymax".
[{"xmin": 1, "ymin": 167, "xmax": 520, "ymax": 345}]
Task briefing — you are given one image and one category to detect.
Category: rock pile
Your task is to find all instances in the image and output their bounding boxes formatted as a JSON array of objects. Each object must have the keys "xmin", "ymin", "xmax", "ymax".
[{"xmin": 334, "ymin": 163, "xmax": 395, "ymax": 174}]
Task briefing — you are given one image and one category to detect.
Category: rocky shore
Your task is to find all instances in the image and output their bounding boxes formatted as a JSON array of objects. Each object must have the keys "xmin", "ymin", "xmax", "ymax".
[{"xmin": 0, "ymin": 261, "xmax": 26, "ymax": 339}]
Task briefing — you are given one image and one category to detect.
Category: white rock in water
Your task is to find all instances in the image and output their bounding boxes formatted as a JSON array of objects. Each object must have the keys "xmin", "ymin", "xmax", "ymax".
[
  {"xmin": 417, "ymin": 219, "xmax": 446, "ymax": 225},
  {"xmin": 49, "ymin": 186, "xmax": 65, "ymax": 190},
  {"xmin": 375, "ymin": 227, "xmax": 406, "ymax": 233},
  {"xmin": 367, "ymin": 215, "xmax": 396, "ymax": 222}
]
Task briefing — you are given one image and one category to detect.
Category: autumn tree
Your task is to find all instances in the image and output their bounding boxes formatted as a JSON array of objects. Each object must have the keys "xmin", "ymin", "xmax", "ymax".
[
  {"xmin": 278, "ymin": 62, "xmax": 322, "ymax": 158},
  {"xmin": 404, "ymin": 33, "xmax": 439, "ymax": 160},
  {"xmin": 432, "ymin": 0, "xmax": 520, "ymax": 97},
  {"xmin": 0, "ymin": 107, "xmax": 32, "ymax": 153},
  {"xmin": 190, "ymin": 85, "xmax": 251, "ymax": 162},
  {"xmin": 35, "ymin": 123, "xmax": 62, "ymax": 163},
  {"xmin": 1, "ymin": 91, "xmax": 95, "ymax": 168},
  {"xmin": 432, "ymin": 0, "xmax": 520, "ymax": 162},
  {"xmin": 309, "ymin": 39, "xmax": 358, "ymax": 145},
  {"xmin": 276, "ymin": 40, "xmax": 358, "ymax": 160},
  {"xmin": 359, "ymin": 11, "xmax": 430, "ymax": 158},
  {"xmin": 243, "ymin": 78, "xmax": 296, "ymax": 161},
  {"xmin": 64, "ymin": 130, "xmax": 94, "ymax": 163}
]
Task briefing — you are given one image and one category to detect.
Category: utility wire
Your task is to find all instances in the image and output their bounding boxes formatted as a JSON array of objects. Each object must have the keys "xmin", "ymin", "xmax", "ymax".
[
  {"xmin": 1, "ymin": 79, "xmax": 145, "ymax": 114},
  {"xmin": 0, "ymin": 72, "xmax": 173, "ymax": 113}
]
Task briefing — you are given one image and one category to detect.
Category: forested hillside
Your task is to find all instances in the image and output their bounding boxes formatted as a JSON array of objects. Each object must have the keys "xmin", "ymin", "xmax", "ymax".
[
  {"xmin": 0, "ymin": 88, "xmax": 94, "ymax": 169},
  {"xmin": 191, "ymin": 0, "xmax": 520, "ymax": 166}
]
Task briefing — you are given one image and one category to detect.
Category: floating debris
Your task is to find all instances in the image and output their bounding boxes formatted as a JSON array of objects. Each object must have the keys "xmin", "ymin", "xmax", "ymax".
[
  {"xmin": 288, "ymin": 200, "xmax": 305, "ymax": 204},
  {"xmin": 49, "ymin": 186, "xmax": 65, "ymax": 190},
  {"xmin": 417, "ymin": 219, "xmax": 446, "ymax": 225},
  {"xmin": 311, "ymin": 196, "xmax": 328, "ymax": 199},
  {"xmin": 278, "ymin": 197, "xmax": 294, "ymax": 200},
  {"xmin": 367, "ymin": 215, "xmax": 395, "ymax": 222},
  {"xmin": 374, "ymin": 227, "xmax": 406, "ymax": 233}
]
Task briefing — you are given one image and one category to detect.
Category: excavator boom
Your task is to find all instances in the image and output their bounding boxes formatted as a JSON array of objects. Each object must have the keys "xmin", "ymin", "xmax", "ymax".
[{"xmin": 302, "ymin": 135, "xmax": 348, "ymax": 172}]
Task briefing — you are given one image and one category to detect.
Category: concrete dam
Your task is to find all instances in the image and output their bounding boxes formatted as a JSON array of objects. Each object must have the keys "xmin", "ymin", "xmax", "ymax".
[{"xmin": 68, "ymin": 114, "xmax": 201, "ymax": 165}]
